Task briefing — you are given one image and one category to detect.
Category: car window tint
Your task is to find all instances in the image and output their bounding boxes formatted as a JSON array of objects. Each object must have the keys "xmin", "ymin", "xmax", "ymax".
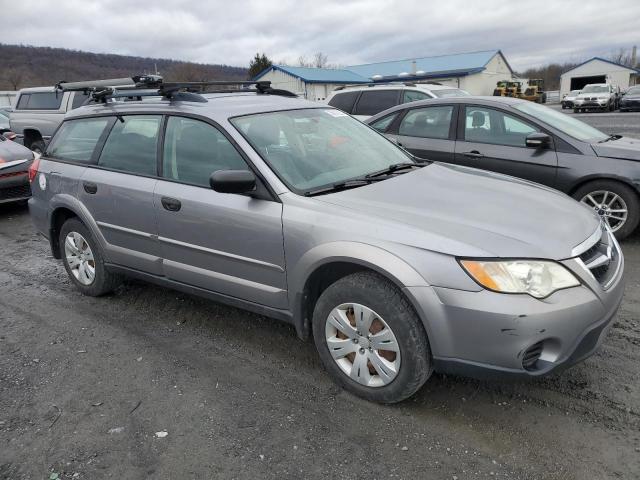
[
  {"xmin": 353, "ymin": 90, "xmax": 399, "ymax": 116},
  {"xmin": 370, "ymin": 113, "xmax": 398, "ymax": 132},
  {"xmin": 17, "ymin": 92, "xmax": 62, "ymax": 110},
  {"xmin": 71, "ymin": 92, "xmax": 90, "ymax": 109},
  {"xmin": 403, "ymin": 90, "xmax": 431, "ymax": 103},
  {"xmin": 163, "ymin": 117, "xmax": 247, "ymax": 187},
  {"xmin": 328, "ymin": 91, "xmax": 359, "ymax": 113},
  {"xmin": 464, "ymin": 107, "xmax": 538, "ymax": 147},
  {"xmin": 98, "ymin": 115, "xmax": 161, "ymax": 175},
  {"xmin": 46, "ymin": 118, "xmax": 110, "ymax": 163},
  {"xmin": 398, "ymin": 106, "xmax": 453, "ymax": 139}
]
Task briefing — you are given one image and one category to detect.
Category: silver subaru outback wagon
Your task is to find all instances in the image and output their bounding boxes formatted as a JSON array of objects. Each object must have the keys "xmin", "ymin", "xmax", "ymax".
[{"xmin": 28, "ymin": 78, "xmax": 624, "ymax": 403}]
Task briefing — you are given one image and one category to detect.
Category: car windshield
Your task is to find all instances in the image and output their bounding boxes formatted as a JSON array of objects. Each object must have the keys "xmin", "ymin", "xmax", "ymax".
[
  {"xmin": 626, "ymin": 86, "xmax": 640, "ymax": 95},
  {"xmin": 513, "ymin": 101, "xmax": 609, "ymax": 142},
  {"xmin": 569, "ymin": 90, "xmax": 581, "ymax": 96},
  {"xmin": 581, "ymin": 85, "xmax": 609, "ymax": 93},
  {"xmin": 431, "ymin": 88, "xmax": 469, "ymax": 98},
  {"xmin": 231, "ymin": 108, "xmax": 413, "ymax": 194}
]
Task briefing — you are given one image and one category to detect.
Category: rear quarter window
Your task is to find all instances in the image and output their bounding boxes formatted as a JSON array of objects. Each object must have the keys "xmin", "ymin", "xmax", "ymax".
[
  {"xmin": 46, "ymin": 118, "xmax": 111, "ymax": 163},
  {"xmin": 328, "ymin": 91, "xmax": 360, "ymax": 114},
  {"xmin": 16, "ymin": 92, "xmax": 63, "ymax": 110},
  {"xmin": 353, "ymin": 90, "xmax": 400, "ymax": 116}
]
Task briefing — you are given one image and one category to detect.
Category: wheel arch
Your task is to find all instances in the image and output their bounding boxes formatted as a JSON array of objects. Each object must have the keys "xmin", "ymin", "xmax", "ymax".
[
  {"xmin": 22, "ymin": 128, "xmax": 43, "ymax": 149},
  {"xmin": 290, "ymin": 242, "xmax": 429, "ymax": 341},
  {"xmin": 568, "ymin": 175, "xmax": 640, "ymax": 197},
  {"xmin": 48, "ymin": 194, "xmax": 107, "ymax": 260}
]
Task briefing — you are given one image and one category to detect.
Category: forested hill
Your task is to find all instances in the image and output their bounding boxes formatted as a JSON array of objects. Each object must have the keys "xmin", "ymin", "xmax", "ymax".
[{"xmin": 0, "ymin": 44, "xmax": 248, "ymax": 90}]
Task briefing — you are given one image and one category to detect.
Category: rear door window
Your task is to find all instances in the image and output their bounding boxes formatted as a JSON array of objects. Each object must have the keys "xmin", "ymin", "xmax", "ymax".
[
  {"xmin": 98, "ymin": 115, "xmax": 161, "ymax": 176},
  {"xmin": 398, "ymin": 106, "xmax": 453, "ymax": 139},
  {"xmin": 328, "ymin": 91, "xmax": 360, "ymax": 114},
  {"xmin": 402, "ymin": 90, "xmax": 431, "ymax": 103},
  {"xmin": 353, "ymin": 90, "xmax": 400, "ymax": 116},
  {"xmin": 162, "ymin": 116, "xmax": 248, "ymax": 187},
  {"xmin": 16, "ymin": 92, "xmax": 63, "ymax": 110},
  {"xmin": 46, "ymin": 118, "xmax": 111, "ymax": 163}
]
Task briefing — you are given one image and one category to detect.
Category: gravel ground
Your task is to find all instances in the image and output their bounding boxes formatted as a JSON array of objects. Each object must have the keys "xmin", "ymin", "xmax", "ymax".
[{"xmin": 1, "ymin": 202, "xmax": 639, "ymax": 480}]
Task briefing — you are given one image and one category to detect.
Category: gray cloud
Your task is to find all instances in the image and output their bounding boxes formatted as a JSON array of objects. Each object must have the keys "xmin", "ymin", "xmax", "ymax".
[{"xmin": 1, "ymin": 0, "xmax": 638, "ymax": 71}]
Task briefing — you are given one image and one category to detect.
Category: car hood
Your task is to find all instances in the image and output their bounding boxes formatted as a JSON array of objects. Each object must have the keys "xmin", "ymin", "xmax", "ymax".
[
  {"xmin": 315, "ymin": 163, "xmax": 599, "ymax": 259},
  {"xmin": 622, "ymin": 94, "xmax": 640, "ymax": 100},
  {"xmin": 591, "ymin": 136, "xmax": 640, "ymax": 161}
]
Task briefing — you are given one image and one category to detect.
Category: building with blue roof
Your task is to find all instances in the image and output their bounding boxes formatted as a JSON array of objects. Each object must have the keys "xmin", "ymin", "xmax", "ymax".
[
  {"xmin": 253, "ymin": 50, "xmax": 515, "ymax": 100},
  {"xmin": 559, "ymin": 57, "xmax": 639, "ymax": 97}
]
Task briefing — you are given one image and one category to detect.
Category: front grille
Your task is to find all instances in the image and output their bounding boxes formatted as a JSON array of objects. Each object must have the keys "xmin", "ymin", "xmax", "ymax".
[
  {"xmin": 578, "ymin": 226, "xmax": 620, "ymax": 288},
  {"xmin": 522, "ymin": 342, "xmax": 544, "ymax": 370},
  {"xmin": 0, "ymin": 184, "xmax": 31, "ymax": 201}
]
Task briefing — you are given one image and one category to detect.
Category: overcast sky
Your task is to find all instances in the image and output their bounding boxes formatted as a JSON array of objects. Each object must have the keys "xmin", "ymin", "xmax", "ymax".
[{"xmin": 1, "ymin": 0, "xmax": 639, "ymax": 71}]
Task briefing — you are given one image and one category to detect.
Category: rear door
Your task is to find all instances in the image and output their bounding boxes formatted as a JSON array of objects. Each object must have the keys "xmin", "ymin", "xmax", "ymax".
[
  {"xmin": 154, "ymin": 116, "xmax": 287, "ymax": 308},
  {"xmin": 386, "ymin": 105, "xmax": 456, "ymax": 162},
  {"xmin": 79, "ymin": 114, "xmax": 163, "ymax": 275},
  {"xmin": 453, "ymin": 105, "xmax": 558, "ymax": 186}
]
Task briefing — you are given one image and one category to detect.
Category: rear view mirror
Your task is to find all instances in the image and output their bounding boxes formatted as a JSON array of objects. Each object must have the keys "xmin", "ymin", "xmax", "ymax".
[
  {"xmin": 210, "ymin": 170, "xmax": 256, "ymax": 194},
  {"xmin": 525, "ymin": 132, "xmax": 552, "ymax": 149}
]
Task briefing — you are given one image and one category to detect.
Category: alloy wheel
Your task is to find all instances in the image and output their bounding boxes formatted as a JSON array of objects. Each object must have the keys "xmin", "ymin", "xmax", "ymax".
[
  {"xmin": 325, "ymin": 303, "xmax": 401, "ymax": 387},
  {"xmin": 580, "ymin": 190, "xmax": 628, "ymax": 232},
  {"xmin": 64, "ymin": 231, "xmax": 96, "ymax": 285}
]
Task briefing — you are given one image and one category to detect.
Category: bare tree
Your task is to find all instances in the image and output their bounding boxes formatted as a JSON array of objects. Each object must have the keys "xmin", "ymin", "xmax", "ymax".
[
  {"xmin": 608, "ymin": 47, "xmax": 634, "ymax": 67},
  {"xmin": 3, "ymin": 67, "xmax": 27, "ymax": 90},
  {"xmin": 164, "ymin": 62, "xmax": 211, "ymax": 82},
  {"xmin": 297, "ymin": 55, "xmax": 309, "ymax": 67},
  {"xmin": 313, "ymin": 52, "xmax": 328, "ymax": 68}
]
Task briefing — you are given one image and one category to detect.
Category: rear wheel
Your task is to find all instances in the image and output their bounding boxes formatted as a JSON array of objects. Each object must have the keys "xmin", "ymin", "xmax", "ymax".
[
  {"xmin": 312, "ymin": 271, "xmax": 432, "ymax": 403},
  {"xmin": 574, "ymin": 180, "xmax": 640, "ymax": 240},
  {"xmin": 59, "ymin": 218, "xmax": 121, "ymax": 295}
]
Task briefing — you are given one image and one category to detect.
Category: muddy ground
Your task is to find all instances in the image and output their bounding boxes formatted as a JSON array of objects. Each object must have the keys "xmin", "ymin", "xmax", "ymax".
[{"xmin": 1, "ymin": 202, "xmax": 639, "ymax": 479}]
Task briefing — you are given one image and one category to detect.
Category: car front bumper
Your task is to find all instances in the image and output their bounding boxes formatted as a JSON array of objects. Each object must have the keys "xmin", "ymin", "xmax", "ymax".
[
  {"xmin": 0, "ymin": 171, "xmax": 31, "ymax": 204},
  {"xmin": 404, "ymin": 241, "xmax": 625, "ymax": 378}
]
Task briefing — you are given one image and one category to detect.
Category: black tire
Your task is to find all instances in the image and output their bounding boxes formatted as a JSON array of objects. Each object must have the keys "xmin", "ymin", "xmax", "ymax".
[
  {"xmin": 573, "ymin": 108, "xmax": 580, "ymax": 113},
  {"xmin": 561, "ymin": 105, "xmax": 566, "ymax": 109},
  {"xmin": 30, "ymin": 140, "xmax": 45, "ymax": 155},
  {"xmin": 59, "ymin": 217, "xmax": 121, "ymax": 296},
  {"xmin": 312, "ymin": 271, "xmax": 432, "ymax": 404},
  {"xmin": 572, "ymin": 180, "xmax": 640, "ymax": 240}
]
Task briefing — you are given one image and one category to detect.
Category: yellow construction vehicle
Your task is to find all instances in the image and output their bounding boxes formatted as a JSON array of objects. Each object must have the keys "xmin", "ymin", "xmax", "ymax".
[
  {"xmin": 493, "ymin": 80, "xmax": 522, "ymax": 98},
  {"xmin": 520, "ymin": 79, "xmax": 547, "ymax": 103}
]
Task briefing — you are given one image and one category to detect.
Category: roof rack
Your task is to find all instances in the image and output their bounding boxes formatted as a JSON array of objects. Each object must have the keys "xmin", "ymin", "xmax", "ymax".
[{"xmin": 55, "ymin": 75, "xmax": 297, "ymax": 103}]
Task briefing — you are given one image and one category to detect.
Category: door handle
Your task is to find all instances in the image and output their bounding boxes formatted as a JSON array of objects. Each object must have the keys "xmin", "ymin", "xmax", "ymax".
[
  {"xmin": 462, "ymin": 151, "xmax": 484, "ymax": 159},
  {"xmin": 83, "ymin": 181, "xmax": 98, "ymax": 194},
  {"xmin": 161, "ymin": 197, "xmax": 181, "ymax": 212}
]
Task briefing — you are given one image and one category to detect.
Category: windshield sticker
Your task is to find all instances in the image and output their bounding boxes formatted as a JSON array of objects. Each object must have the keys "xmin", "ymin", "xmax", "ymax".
[{"xmin": 324, "ymin": 109, "xmax": 348, "ymax": 117}]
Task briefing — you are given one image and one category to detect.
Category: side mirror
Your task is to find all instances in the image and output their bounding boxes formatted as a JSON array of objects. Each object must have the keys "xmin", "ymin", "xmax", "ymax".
[
  {"xmin": 525, "ymin": 132, "xmax": 552, "ymax": 149},
  {"xmin": 210, "ymin": 170, "xmax": 256, "ymax": 194}
]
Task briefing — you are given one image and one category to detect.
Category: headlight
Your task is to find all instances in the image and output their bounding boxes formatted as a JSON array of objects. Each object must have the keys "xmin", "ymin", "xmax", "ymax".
[{"xmin": 459, "ymin": 259, "xmax": 580, "ymax": 299}]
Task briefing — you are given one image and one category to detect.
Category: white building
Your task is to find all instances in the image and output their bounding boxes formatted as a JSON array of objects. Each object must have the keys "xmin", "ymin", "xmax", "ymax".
[
  {"xmin": 254, "ymin": 50, "xmax": 515, "ymax": 99},
  {"xmin": 560, "ymin": 57, "xmax": 639, "ymax": 96},
  {"xmin": 0, "ymin": 91, "xmax": 18, "ymax": 107}
]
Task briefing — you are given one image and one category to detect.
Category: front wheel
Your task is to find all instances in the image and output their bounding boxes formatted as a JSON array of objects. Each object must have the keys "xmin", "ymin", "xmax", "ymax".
[
  {"xmin": 574, "ymin": 180, "xmax": 640, "ymax": 240},
  {"xmin": 312, "ymin": 271, "xmax": 432, "ymax": 403},
  {"xmin": 59, "ymin": 218, "xmax": 121, "ymax": 295}
]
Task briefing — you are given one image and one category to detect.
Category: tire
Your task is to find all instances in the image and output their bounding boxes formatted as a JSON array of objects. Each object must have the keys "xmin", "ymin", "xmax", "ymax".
[
  {"xmin": 573, "ymin": 180, "xmax": 640, "ymax": 240},
  {"xmin": 312, "ymin": 271, "xmax": 432, "ymax": 404},
  {"xmin": 30, "ymin": 140, "xmax": 45, "ymax": 155},
  {"xmin": 573, "ymin": 108, "xmax": 579, "ymax": 113},
  {"xmin": 59, "ymin": 218, "xmax": 121, "ymax": 295},
  {"xmin": 562, "ymin": 105, "xmax": 566, "ymax": 109}
]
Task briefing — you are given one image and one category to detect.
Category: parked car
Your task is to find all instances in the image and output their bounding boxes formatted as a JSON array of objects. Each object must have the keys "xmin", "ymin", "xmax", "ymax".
[
  {"xmin": 619, "ymin": 85, "xmax": 640, "ymax": 112},
  {"xmin": 325, "ymin": 83, "xmax": 470, "ymax": 120},
  {"xmin": 0, "ymin": 108, "xmax": 10, "ymax": 132},
  {"xmin": 0, "ymin": 133, "xmax": 35, "ymax": 204},
  {"xmin": 366, "ymin": 96, "xmax": 640, "ymax": 239},
  {"xmin": 561, "ymin": 90, "xmax": 581, "ymax": 109},
  {"xmin": 573, "ymin": 84, "xmax": 617, "ymax": 112},
  {"xmin": 30, "ymin": 79, "xmax": 623, "ymax": 404}
]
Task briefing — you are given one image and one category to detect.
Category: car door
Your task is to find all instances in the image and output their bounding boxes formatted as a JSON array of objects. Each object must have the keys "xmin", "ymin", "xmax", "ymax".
[
  {"xmin": 79, "ymin": 114, "xmax": 163, "ymax": 275},
  {"xmin": 453, "ymin": 105, "xmax": 558, "ymax": 187},
  {"xmin": 155, "ymin": 115, "xmax": 287, "ymax": 309},
  {"xmin": 386, "ymin": 105, "xmax": 456, "ymax": 162}
]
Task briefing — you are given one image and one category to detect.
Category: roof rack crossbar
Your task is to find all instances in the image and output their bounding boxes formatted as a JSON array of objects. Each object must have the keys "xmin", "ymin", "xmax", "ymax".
[{"xmin": 55, "ymin": 76, "xmax": 297, "ymax": 103}]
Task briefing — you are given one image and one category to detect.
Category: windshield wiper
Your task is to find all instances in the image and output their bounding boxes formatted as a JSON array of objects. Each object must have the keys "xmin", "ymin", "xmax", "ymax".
[
  {"xmin": 598, "ymin": 134, "xmax": 622, "ymax": 143},
  {"xmin": 304, "ymin": 179, "xmax": 375, "ymax": 197},
  {"xmin": 365, "ymin": 162, "xmax": 425, "ymax": 179}
]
